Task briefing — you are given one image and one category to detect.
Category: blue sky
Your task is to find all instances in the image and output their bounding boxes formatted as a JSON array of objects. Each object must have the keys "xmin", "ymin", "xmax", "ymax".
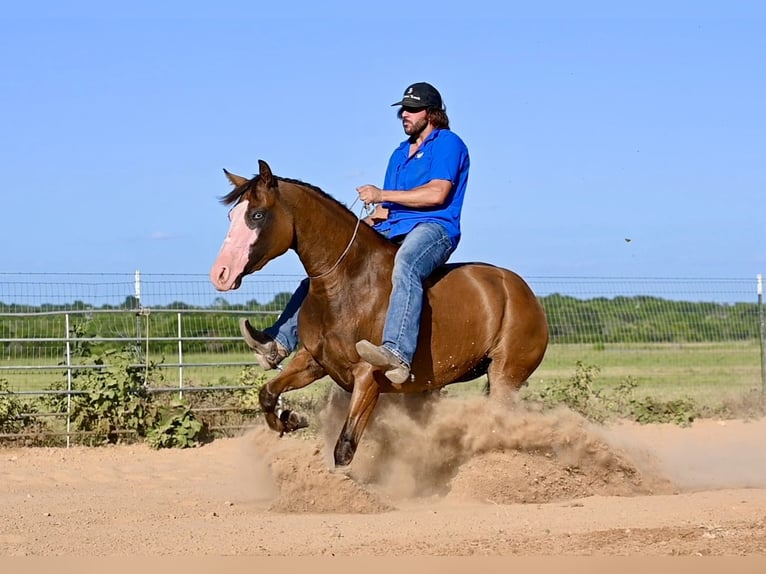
[{"xmin": 2, "ymin": 1, "xmax": 764, "ymax": 285}]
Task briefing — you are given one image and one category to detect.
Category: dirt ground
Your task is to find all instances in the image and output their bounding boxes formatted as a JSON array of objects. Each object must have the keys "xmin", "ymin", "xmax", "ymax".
[{"xmin": 1, "ymin": 393, "xmax": 765, "ymax": 557}]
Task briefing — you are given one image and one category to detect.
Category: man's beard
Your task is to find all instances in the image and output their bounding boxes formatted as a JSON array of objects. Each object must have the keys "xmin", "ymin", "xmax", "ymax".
[{"xmin": 404, "ymin": 116, "xmax": 428, "ymax": 139}]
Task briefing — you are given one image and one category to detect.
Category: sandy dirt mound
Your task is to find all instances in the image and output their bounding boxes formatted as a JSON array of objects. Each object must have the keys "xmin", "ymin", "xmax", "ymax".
[{"xmin": 239, "ymin": 427, "xmax": 391, "ymax": 513}]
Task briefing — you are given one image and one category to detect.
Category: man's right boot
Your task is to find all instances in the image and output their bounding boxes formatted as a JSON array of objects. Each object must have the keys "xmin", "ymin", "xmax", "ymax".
[{"xmin": 355, "ymin": 339, "xmax": 411, "ymax": 385}]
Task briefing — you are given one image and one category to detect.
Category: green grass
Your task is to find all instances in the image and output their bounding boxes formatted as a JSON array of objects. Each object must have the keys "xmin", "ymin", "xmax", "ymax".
[
  {"xmin": 3, "ymin": 342, "xmax": 764, "ymax": 409},
  {"xmin": 530, "ymin": 341, "xmax": 763, "ymax": 404},
  {"xmin": 0, "ymin": 351, "xmax": 268, "ymax": 392}
]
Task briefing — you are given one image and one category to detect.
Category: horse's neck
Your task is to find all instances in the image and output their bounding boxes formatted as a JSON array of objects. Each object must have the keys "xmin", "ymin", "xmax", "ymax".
[{"xmin": 288, "ymin": 186, "xmax": 390, "ymax": 279}]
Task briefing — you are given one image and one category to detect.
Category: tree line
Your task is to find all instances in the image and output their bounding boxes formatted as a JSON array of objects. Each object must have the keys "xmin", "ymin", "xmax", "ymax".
[
  {"xmin": 543, "ymin": 293, "xmax": 760, "ymax": 344},
  {"xmin": 1, "ymin": 293, "xmax": 762, "ymax": 357}
]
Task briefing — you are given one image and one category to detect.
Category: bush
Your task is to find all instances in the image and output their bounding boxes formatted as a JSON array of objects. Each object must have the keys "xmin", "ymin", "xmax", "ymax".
[
  {"xmin": 0, "ymin": 379, "xmax": 26, "ymax": 434},
  {"xmin": 45, "ymin": 348, "xmax": 161, "ymax": 445},
  {"xmin": 523, "ymin": 361, "xmax": 700, "ymax": 426},
  {"xmin": 147, "ymin": 401, "xmax": 205, "ymax": 449}
]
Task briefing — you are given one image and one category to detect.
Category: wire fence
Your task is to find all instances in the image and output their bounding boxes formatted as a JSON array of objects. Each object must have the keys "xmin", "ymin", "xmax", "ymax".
[
  {"xmin": 1, "ymin": 272, "xmax": 764, "ymax": 443},
  {"xmin": 0, "ymin": 271, "xmax": 303, "ymax": 309}
]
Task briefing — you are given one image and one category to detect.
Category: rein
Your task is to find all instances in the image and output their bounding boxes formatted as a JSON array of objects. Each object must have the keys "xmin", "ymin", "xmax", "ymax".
[{"xmin": 308, "ymin": 198, "xmax": 371, "ymax": 280}]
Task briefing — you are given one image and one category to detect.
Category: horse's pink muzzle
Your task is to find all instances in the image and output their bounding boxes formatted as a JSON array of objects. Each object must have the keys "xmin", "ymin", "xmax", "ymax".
[{"xmin": 209, "ymin": 201, "xmax": 258, "ymax": 291}]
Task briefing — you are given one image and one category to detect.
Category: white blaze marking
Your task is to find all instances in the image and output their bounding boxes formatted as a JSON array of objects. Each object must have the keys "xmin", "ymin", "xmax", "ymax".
[
  {"xmin": 223, "ymin": 201, "xmax": 260, "ymax": 252},
  {"xmin": 211, "ymin": 200, "xmax": 261, "ymax": 288}
]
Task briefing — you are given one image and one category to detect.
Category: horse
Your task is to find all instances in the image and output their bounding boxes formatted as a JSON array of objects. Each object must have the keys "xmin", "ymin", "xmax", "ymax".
[{"xmin": 210, "ymin": 160, "xmax": 549, "ymax": 467}]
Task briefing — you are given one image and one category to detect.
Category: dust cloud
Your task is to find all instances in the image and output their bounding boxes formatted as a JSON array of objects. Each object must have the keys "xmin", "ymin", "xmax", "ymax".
[
  {"xmin": 323, "ymin": 390, "xmax": 670, "ymax": 504},
  {"xmin": 235, "ymin": 389, "xmax": 675, "ymax": 513},
  {"xmin": 600, "ymin": 418, "xmax": 766, "ymax": 491}
]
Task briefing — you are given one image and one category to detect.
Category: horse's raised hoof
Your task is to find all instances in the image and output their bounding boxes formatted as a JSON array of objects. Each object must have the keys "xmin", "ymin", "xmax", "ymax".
[
  {"xmin": 333, "ymin": 438, "xmax": 357, "ymax": 467},
  {"xmin": 278, "ymin": 409, "xmax": 309, "ymax": 434}
]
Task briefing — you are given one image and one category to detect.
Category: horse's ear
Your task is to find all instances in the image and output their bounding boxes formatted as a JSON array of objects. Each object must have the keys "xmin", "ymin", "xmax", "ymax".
[
  {"xmin": 223, "ymin": 169, "xmax": 249, "ymax": 188},
  {"xmin": 258, "ymin": 160, "xmax": 276, "ymax": 188}
]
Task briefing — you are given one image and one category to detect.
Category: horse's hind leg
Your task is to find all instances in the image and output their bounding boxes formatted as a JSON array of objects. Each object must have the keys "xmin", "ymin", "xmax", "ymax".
[
  {"xmin": 485, "ymin": 356, "xmax": 532, "ymax": 405},
  {"xmin": 258, "ymin": 348, "xmax": 326, "ymax": 434}
]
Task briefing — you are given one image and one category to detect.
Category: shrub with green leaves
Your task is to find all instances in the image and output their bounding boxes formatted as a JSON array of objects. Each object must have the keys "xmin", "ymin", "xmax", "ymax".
[
  {"xmin": 237, "ymin": 366, "xmax": 268, "ymax": 412},
  {"xmin": 0, "ymin": 378, "xmax": 26, "ymax": 434},
  {"xmin": 147, "ymin": 401, "xmax": 205, "ymax": 449},
  {"xmin": 524, "ymin": 361, "xmax": 700, "ymax": 426},
  {"xmin": 46, "ymin": 348, "xmax": 162, "ymax": 445},
  {"xmin": 526, "ymin": 361, "xmax": 607, "ymax": 420}
]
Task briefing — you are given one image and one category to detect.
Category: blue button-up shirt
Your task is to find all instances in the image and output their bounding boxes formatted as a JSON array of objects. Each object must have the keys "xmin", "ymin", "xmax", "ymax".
[{"xmin": 373, "ymin": 128, "xmax": 470, "ymax": 249}]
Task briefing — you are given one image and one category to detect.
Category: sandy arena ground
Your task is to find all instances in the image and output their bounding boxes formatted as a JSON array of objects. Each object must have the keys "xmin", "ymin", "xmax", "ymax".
[{"xmin": 1, "ymin": 393, "xmax": 765, "ymax": 557}]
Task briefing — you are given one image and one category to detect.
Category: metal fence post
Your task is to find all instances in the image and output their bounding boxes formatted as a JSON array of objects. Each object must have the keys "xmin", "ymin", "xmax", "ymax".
[
  {"xmin": 134, "ymin": 269, "xmax": 142, "ymax": 355},
  {"xmin": 64, "ymin": 313, "xmax": 72, "ymax": 448},
  {"xmin": 758, "ymin": 274, "xmax": 765, "ymax": 405},
  {"xmin": 177, "ymin": 311, "xmax": 184, "ymax": 401}
]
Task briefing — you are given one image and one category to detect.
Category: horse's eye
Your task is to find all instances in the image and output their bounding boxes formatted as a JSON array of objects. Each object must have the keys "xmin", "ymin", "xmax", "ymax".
[{"xmin": 250, "ymin": 210, "xmax": 264, "ymax": 222}]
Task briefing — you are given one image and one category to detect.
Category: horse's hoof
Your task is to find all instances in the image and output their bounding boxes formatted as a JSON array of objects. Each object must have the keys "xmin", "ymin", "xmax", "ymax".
[
  {"xmin": 279, "ymin": 409, "xmax": 309, "ymax": 433},
  {"xmin": 333, "ymin": 439, "xmax": 356, "ymax": 467}
]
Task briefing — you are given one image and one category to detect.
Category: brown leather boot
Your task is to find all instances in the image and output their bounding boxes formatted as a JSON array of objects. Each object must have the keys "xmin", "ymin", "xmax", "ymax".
[
  {"xmin": 239, "ymin": 318, "xmax": 289, "ymax": 370},
  {"xmin": 355, "ymin": 339, "xmax": 411, "ymax": 385}
]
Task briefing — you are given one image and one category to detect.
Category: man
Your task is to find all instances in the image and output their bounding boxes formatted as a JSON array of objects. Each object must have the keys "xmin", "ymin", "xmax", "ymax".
[{"xmin": 240, "ymin": 81, "xmax": 470, "ymax": 385}]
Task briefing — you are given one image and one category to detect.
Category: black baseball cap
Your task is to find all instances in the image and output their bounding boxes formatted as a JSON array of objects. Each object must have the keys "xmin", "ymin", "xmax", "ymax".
[{"xmin": 391, "ymin": 82, "xmax": 443, "ymax": 109}]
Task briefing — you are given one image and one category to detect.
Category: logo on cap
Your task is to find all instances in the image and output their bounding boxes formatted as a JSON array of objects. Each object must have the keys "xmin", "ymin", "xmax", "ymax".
[{"xmin": 404, "ymin": 89, "xmax": 421, "ymax": 102}]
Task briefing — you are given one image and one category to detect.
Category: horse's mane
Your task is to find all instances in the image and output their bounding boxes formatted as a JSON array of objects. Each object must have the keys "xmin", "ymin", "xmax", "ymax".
[{"xmin": 219, "ymin": 175, "xmax": 356, "ymax": 219}]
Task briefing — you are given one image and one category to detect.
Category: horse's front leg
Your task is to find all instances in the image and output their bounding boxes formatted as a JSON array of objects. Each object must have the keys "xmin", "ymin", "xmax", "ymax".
[
  {"xmin": 334, "ymin": 367, "xmax": 382, "ymax": 467},
  {"xmin": 258, "ymin": 347, "xmax": 326, "ymax": 435}
]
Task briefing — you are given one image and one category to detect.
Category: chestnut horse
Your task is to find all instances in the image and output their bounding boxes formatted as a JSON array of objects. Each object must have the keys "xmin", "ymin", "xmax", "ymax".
[{"xmin": 210, "ymin": 160, "xmax": 548, "ymax": 466}]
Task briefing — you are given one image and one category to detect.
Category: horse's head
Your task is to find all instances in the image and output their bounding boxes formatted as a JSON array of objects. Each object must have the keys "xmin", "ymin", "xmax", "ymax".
[{"xmin": 210, "ymin": 160, "xmax": 295, "ymax": 291}]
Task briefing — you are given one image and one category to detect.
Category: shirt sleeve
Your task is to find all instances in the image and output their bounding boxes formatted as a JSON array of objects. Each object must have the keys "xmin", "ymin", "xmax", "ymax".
[{"xmin": 427, "ymin": 132, "xmax": 468, "ymax": 186}]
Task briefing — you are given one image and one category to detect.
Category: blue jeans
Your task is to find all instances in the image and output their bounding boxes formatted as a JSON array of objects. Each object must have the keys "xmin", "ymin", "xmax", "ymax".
[
  {"xmin": 264, "ymin": 277, "xmax": 308, "ymax": 353},
  {"xmin": 382, "ymin": 222, "xmax": 454, "ymax": 366},
  {"xmin": 265, "ymin": 222, "xmax": 454, "ymax": 366}
]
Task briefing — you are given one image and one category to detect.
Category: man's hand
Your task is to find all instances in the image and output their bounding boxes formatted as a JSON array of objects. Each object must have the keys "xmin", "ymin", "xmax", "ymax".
[{"xmin": 357, "ymin": 184, "xmax": 383, "ymax": 206}]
